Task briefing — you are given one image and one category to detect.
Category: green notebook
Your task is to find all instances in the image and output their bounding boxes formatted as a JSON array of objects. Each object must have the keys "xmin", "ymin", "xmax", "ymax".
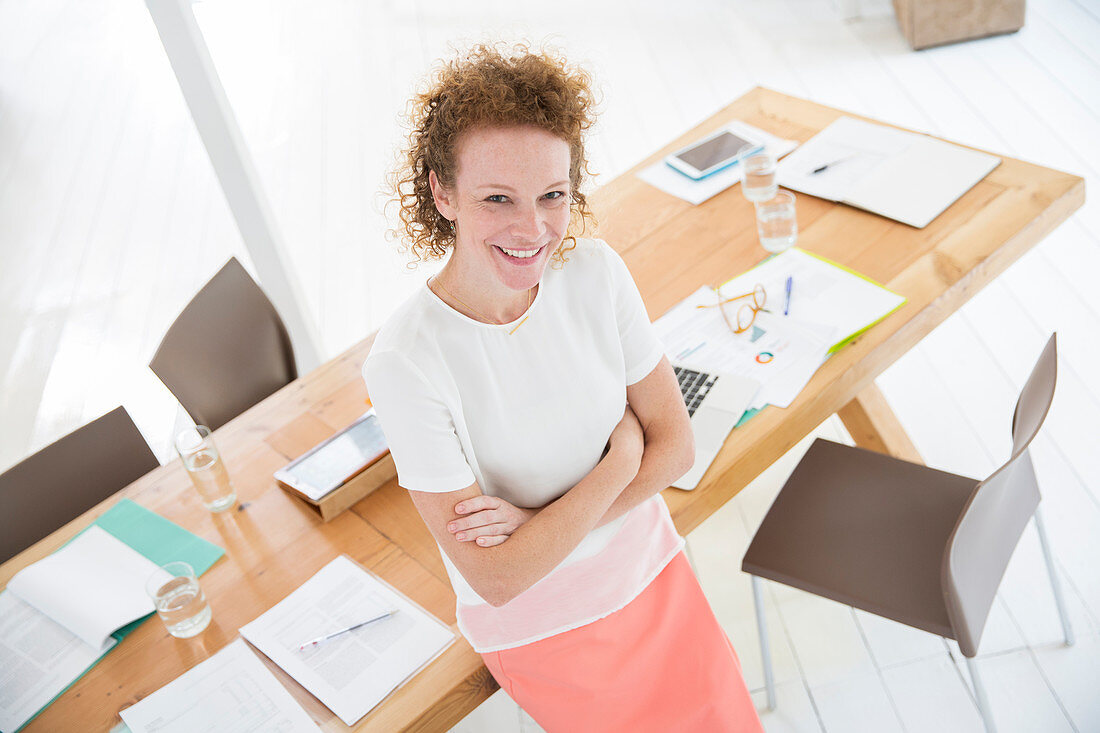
[{"xmin": 8, "ymin": 499, "xmax": 223, "ymax": 732}]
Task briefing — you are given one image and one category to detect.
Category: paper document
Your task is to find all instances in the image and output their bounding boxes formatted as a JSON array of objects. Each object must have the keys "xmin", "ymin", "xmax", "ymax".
[
  {"xmin": 239, "ymin": 556, "xmax": 455, "ymax": 727},
  {"xmin": 120, "ymin": 639, "xmax": 320, "ymax": 733},
  {"xmin": 0, "ymin": 591, "xmax": 116, "ymax": 733},
  {"xmin": 638, "ymin": 121, "xmax": 800, "ymax": 205},
  {"xmin": 656, "ymin": 286, "xmax": 834, "ymax": 410},
  {"xmin": 776, "ymin": 116, "xmax": 1000, "ymax": 228},
  {"xmin": 655, "ymin": 248, "xmax": 905, "ymax": 411},
  {"xmin": 0, "ymin": 526, "xmax": 161, "ymax": 732},
  {"xmin": 7, "ymin": 525, "xmax": 161, "ymax": 650},
  {"xmin": 0, "ymin": 500, "xmax": 224, "ymax": 733},
  {"xmin": 728, "ymin": 248, "xmax": 907, "ymax": 353}
]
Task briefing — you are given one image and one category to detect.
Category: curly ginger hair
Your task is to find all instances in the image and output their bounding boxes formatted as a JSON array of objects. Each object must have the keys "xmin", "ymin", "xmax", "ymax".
[{"xmin": 389, "ymin": 42, "xmax": 599, "ymax": 267}]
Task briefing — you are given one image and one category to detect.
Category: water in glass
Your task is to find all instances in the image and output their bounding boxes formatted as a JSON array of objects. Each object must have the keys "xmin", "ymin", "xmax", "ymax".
[
  {"xmin": 182, "ymin": 448, "xmax": 236, "ymax": 512},
  {"xmin": 741, "ymin": 154, "xmax": 778, "ymax": 202},
  {"xmin": 153, "ymin": 575, "xmax": 211, "ymax": 638},
  {"xmin": 757, "ymin": 209, "xmax": 798, "ymax": 253}
]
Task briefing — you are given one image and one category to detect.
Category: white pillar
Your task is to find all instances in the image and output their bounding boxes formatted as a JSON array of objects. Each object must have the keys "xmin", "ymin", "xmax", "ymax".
[{"xmin": 144, "ymin": 0, "xmax": 322, "ymax": 371}]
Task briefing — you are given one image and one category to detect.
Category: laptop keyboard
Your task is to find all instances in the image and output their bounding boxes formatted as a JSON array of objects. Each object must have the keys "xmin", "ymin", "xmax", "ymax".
[{"xmin": 673, "ymin": 366, "xmax": 718, "ymax": 418}]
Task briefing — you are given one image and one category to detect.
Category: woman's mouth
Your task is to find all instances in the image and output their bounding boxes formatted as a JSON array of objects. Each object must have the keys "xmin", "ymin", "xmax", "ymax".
[{"xmin": 493, "ymin": 244, "xmax": 545, "ymax": 264}]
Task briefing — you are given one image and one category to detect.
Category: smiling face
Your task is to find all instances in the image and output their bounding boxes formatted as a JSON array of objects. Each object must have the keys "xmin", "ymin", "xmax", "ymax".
[{"xmin": 429, "ymin": 125, "xmax": 572, "ymax": 295}]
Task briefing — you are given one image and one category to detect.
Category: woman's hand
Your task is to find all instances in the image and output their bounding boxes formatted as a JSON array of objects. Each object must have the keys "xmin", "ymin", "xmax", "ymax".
[
  {"xmin": 447, "ymin": 496, "xmax": 540, "ymax": 547},
  {"xmin": 449, "ymin": 406, "xmax": 642, "ymax": 549}
]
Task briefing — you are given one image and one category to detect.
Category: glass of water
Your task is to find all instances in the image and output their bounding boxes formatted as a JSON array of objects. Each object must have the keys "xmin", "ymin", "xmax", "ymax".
[
  {"xmin": 146, "ymin": 561, "xmax": 212, "ymax": 638},
  {"xmin": 740, "ymin": 152, "xmax": 778, "ymax": 202},
  {"xmin": 755, "ymin": 190, "xmax": 798, "ymax": 253},
  {"xmin": 175, "ymin": 425, "xmax": 236, "ymax": 512}
]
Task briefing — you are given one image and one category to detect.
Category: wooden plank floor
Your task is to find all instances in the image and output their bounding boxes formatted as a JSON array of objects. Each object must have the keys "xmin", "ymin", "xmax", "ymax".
[{"xmin": 2, "ymin": 0, "xmax": 1097, "ymax": 730}]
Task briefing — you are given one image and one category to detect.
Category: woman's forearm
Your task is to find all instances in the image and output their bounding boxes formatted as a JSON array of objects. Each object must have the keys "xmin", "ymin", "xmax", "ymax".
[
  {"xmin": 468, "ymin": 443, "xmax": 639, "ymax": 606},
  {"xmin": 594, "ymin": 418, "xmax": 695, "ymax": 529}
]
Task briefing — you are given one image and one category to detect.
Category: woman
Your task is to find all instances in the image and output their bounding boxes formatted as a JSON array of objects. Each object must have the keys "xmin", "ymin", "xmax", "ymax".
[{"xmin": 364, "ymin": 43, "xmax": 762, "ymax": 731}]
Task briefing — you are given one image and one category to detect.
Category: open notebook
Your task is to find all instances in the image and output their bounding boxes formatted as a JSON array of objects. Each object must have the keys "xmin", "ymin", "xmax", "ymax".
[
  {"xmin": 776, "ymin": 116, "xmax": 1001, "ymax": 228},
  {"xmin": 0, "ymin": 500, "xmax": 223, "ymax": 733}
]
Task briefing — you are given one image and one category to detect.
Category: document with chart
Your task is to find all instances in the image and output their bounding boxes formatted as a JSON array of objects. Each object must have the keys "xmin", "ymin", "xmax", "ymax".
[
  {"xmin": 238, "ymin": 556, "xmax": 455, "ymax": 726},
  {"xmin": 119, "ymin": 639, "xmax": 320, "ymax": 732},
  {"xmin": 655, "ymin": 287, "xmax": 834, "ymax": 410},
  {"xmin": 654, "ymin": 248, "xmax": 905, "ymax": 411},
  {"xmin": 725, "ymin": 248, "xmax": 907, "ymax": 354}
]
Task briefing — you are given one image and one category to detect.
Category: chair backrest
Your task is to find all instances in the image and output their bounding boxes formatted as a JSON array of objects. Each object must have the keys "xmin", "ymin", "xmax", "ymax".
[
  {"xmin": 942, "ymin": 333, "xmax": 1057, "ymax": 657},
  {"xmin": 149, "ymin": 257, "xmax": 297, "ymax": 430},
  {"xmin": 0, "ymin": 407, "xmax": 159, "ymax": 563}
]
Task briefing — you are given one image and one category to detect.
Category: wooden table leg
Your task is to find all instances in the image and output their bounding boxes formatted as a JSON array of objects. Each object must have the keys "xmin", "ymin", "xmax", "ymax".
[{"xmin": 837, "ymin": 382, "xmax": 924, "ymax": 464}]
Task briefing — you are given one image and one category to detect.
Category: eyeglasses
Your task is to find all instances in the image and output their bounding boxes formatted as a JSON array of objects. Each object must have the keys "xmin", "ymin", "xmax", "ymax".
[{"xmin": 696, "ymin": 283, "xmax": 768, "ymax": 334}]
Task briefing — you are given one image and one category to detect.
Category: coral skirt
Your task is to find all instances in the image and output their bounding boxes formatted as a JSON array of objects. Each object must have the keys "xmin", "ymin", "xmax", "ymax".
[{"xmin": 481, "ymin": 551, "xmax": 763, "ymax": 732}]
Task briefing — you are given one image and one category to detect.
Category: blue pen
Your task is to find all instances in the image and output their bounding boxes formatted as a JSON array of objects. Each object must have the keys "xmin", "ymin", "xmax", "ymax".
[{"xmin": 783, "ymin": 276, "xmax": 793, "ymax": 315}]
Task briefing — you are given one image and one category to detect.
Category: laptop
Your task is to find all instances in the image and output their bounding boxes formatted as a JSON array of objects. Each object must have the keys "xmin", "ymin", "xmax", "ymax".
[{"xmin": 670, "ymin": 363, "xmax": 760, "ymax": 490}]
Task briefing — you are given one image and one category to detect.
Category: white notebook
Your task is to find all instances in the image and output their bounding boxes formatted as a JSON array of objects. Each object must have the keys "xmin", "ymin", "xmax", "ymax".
[
  {"xmin": 0, "ymin": 526, "xmax": 162, "ymax": 732},
  {"xmin": 776, "ymin": 116, "xmax": 1001, "ymax": 228},
  {"xmin": 239, "ymin": 556, "xmax": 455, "ymax": 727}
]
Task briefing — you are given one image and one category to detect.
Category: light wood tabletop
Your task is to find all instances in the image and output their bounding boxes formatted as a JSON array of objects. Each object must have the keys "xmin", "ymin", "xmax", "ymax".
[{"xmin": 2, "ymin": 87, "xmax": 1083, "ymax": 732}]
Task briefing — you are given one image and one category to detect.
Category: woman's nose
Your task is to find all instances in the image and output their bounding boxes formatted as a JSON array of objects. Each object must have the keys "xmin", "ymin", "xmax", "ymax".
[{"xmin": 510, "ymin": 204, "xmax": 543, "ymax": 240}]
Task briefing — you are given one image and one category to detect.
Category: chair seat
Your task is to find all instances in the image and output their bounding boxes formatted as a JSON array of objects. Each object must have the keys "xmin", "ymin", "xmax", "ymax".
[{"xmin": 742, "ymin": 439, "xmax": 979, "ymax": 638}]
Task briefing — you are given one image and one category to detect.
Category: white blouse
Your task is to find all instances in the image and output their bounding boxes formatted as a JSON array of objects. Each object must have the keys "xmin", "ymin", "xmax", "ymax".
[{"xmin": 363, "ymin": 238, "xmax": 683, "ymax": 652}]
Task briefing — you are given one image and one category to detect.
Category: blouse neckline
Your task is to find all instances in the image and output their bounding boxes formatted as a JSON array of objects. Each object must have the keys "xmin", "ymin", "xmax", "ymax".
[{"xmin": 423, "ymin": 278, "xmax": 544, "ymax": 331}]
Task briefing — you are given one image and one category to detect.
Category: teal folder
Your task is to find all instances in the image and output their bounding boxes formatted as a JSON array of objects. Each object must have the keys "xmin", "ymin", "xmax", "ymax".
[
  {"xmin": 86, "ymin": 498, "xmax": 224, "ymax": 639},
  {"xmin": 11, "ymin": 499, "xmax": 224, "ymax": 732}
]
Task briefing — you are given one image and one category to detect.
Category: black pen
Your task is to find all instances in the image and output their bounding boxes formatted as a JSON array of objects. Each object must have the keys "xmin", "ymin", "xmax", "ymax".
[{"xmin": 811, "ymin": 154, "xmax": 855, "ymax": 175}]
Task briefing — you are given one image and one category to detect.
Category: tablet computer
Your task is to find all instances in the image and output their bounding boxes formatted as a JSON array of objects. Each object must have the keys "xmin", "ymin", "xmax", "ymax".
[
  {"xmin": 274, "ymin": 410, "xmax": 389, "ymax": 502},
  {"xmin": 665, "ymin": 127, "xmax": 762, "ymax": 180}
]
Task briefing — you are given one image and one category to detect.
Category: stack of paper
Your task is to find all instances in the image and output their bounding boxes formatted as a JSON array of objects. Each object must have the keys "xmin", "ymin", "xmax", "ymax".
[
  {"xmin": 655, "ymin": 248, "xmax": 906, "ymax": 412},
  {"xmin": 736, "ymin": 248, "xmax": 907, "ymax": 354},
  {"xmin": 657, "ymin": 288, "xmax": 833, "ymax": 411},
  {"xmin": 239, "ymin": 556, "xmax": 455, "ymax": 727}
]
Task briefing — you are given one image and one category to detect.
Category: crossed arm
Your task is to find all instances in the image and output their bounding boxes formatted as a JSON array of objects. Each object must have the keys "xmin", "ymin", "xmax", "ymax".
[{"xmin": 406, "ymin": 356, "xmax": 693, "ymax": 607}]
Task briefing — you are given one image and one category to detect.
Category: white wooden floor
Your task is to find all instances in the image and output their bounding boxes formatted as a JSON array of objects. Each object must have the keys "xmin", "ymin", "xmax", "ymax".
[{"xmin": 2, "ymin": 0, "xmax": 1098, "ymax": 730}]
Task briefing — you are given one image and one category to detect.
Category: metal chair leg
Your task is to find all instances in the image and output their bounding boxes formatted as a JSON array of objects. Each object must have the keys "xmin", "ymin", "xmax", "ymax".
[
  {"xmin": 751, "ymin": 576, "xmax": 777, "ymax": 711},
  {"xmin": 965, "ymin": 657, "xmax": 997, "ymax": 733},
  {"xmin": 1033, "ymin": 507, "xmax": 1075, "ymax": 646}
]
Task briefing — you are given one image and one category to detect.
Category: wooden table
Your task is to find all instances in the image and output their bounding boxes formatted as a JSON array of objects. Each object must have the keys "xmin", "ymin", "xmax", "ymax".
[{"xmin": 2, "ymin": 87, "xmax": 1083, "ymax": 731}]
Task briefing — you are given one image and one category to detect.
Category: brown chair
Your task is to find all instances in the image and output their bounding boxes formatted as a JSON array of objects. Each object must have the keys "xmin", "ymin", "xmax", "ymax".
[
  {"xmin": 741, "ymin": 334, "xmax": 1071, "ymax": 733},
  {"xmin": 0, "ymin": 406, "xmax": 159, "ymax": 563},
  {"xmin": 149, "ymin": 257, "xmax": 297, "ymax": 431}
]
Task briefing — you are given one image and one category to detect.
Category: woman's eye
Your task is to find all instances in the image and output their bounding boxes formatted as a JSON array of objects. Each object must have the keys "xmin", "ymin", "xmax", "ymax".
[
  {"xmin": 544, "ymin": 191, "xmax": 566, "ymax": 200},
  {"xmin": 487, "ymin": 194, "xmax": 508, "ymax": 203}
]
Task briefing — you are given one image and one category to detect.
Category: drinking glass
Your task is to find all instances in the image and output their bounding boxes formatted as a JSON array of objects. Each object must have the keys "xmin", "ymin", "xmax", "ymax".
[
  {"xmin": 755, "ymin": 190, "xmax": 798, "ymax": 253},
  {"xmin": 146, "ymin": 561, "xmax": 212, "ymax": 638},
  {"xmin": 740, "ymin": 152, "xmax": 778, "ymax": 202},
  {"xmin": 175, "ymin": 425, "xmax": 236, "ymax": 512}
]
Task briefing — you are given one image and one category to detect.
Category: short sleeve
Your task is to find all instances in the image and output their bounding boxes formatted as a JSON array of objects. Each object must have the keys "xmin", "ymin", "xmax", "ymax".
[
  {"xmin": 362, "ymin": 350, "xmax": 476, "ymax": 492},
  {"xmin": 599, "ymin": 241, "xmax": 666, "ymax": 385}
]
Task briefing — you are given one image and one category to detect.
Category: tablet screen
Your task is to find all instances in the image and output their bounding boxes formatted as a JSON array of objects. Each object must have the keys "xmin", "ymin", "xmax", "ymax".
[
  {"xmin": 676, "ymin": 131, "xmax": 754, "ymax": 172},
  {"xmin": 281, "ymin": 414, "xmax": 388, "ymax": 499}
]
